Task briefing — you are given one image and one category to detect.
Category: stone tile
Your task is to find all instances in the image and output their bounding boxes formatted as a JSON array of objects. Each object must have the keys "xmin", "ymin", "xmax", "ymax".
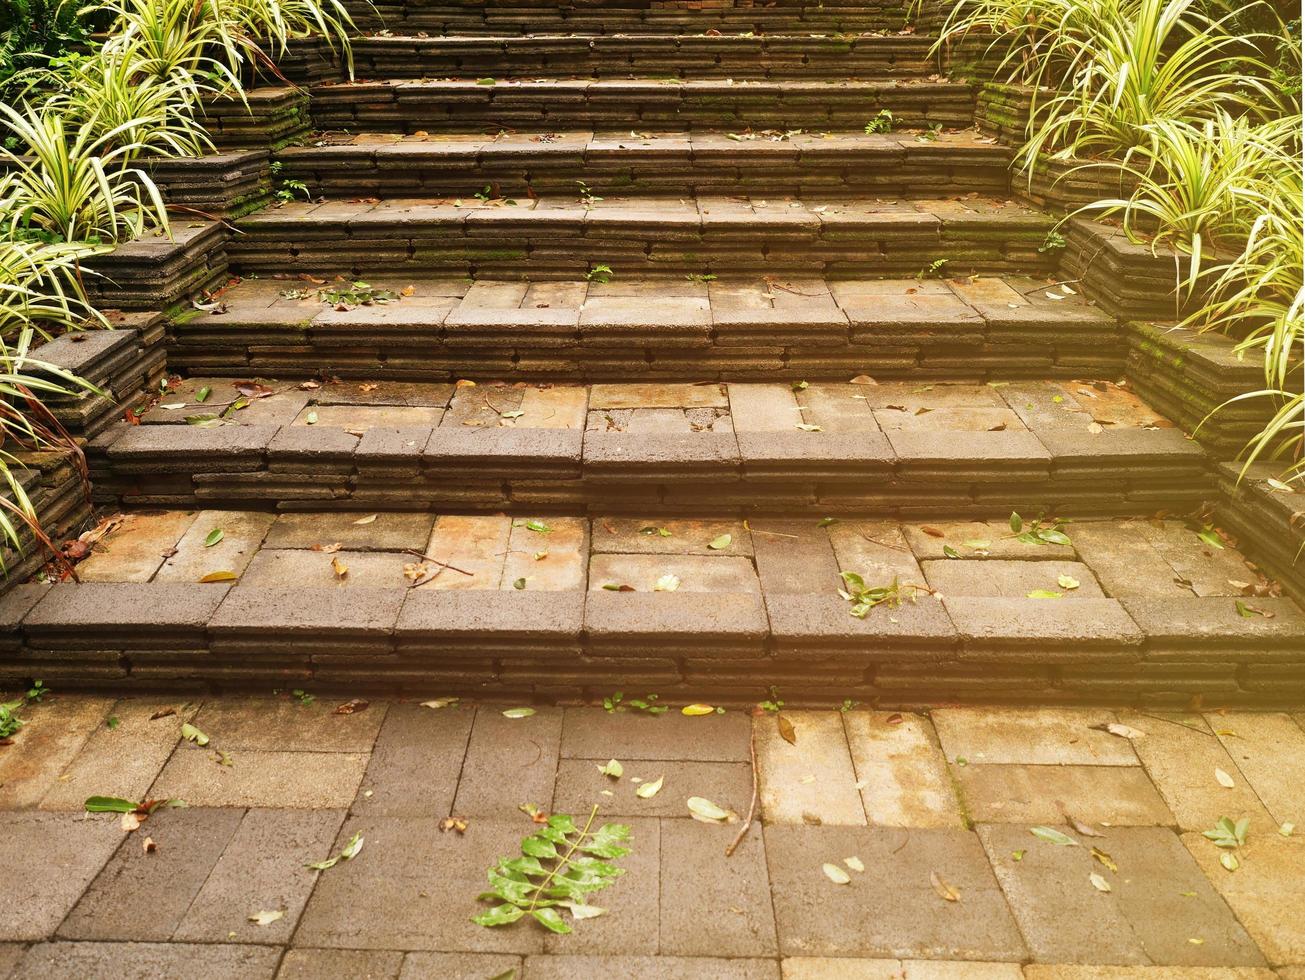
[
  {"xmin": 150, "ymin": 747, "xmax": 367, "ymax": 808},
  {"xmin": 528, "ymin": 955, "xmax": 779, "ymax": 978},
  {"xmin": 277, "ymin": 948, "xmax": 404, "ymax": 979},
  {"xmin": 590, "ymin": 518, "xmax": 752, "ymax": 557},
  {"xmin": 766, "ymin": 825, "xmax": 1025, "ymax": 959},
  {"xmin": 399, "ymin": 952, "xmax": 523, "ymax": 978},
  {"xmin": 750, "ymin": 520, "xmax": 841, "ymax": 595},
  {"xmin": 1119, "ymin": 711, "xmax": 1273, "ymax": 832},
  {"xmin": 873, "ymin": 406, "xmax": 1024, "ymax": 433},
  {"xmin": 553, "ymin": 759, "xmax": 752, "ymax": 820},
  {"xmin": 518, "ymin": 385, "xmax": 587, "ymax": 429},
  {"xmin": 955, "ymin": 765, "xmax": 1173, "ymax": 826},
  {"xmin": 1182, "ymin": 832, "xmax": 1305, "ymax": 966},
  {"xmin": 844, "ymin": 712, "xmax": 962, "ymax": 829},
  {"xmin": 827, "ymin": 521, "xmax": 923, "ymax": 585},
  {"xmin": 153, "ymin": 511, "xmax": 274, "ymax": 583},
  {"xmin": 352, "ymin": 701, "xmax": 473, "ymax": 818},
  {"xmin": 560, "ymin": 707, "xmax": 750, "ymax": 762},
  {"xmin": 0, "ymin": 812, "xmax": 123, "ymax": 940},
  {"xmin": 757, "ymin": 710, "xmax": 865, "ymax": 827},
  {"xmin": 903, "ymin": 520, "xmax": 1075, "ymax": 562},
  {"xmin": 188, "ymin": 697, "xmax": 385, "ymax": 752},
  {"xmin": 922, "ymin": 559, "xmax": 1104, "ymax": 598},
  {"xmin": 590, "ymin": 383, "xmax": 727, "ymax": 410},
  {"xmin": 59, "ymin": 808, "xmax": 243, "ymax": 941},
  {"xmin": 502, "ymin": 516, "xmax": 587, "ymax": 591},
  {"xmin": 12, "ymin": 942, "xmax": 280, "ymax": 979},
  {"xmin": 660, "ymin": 821, "xmax": 777, "ymax": 957},
  {"xmin": 1069, "ymin": 521, "xmax": 1194, "ymax": 599},
  {"xmin": 979, "ymin": 824, "xmax": 1264, "ymax": 966},
  {"xmin": 291, "ymin": 404, "xmax": 444, "ymax": 429},
  {"xmin": 174, "ymin": 809, "xmax": 345, "ymax": 944},
  {"xmin": 932, "ymin": 708, "xmax": 1138, "ymax": 767},
  {"xmin": 1023, "ymin": 968, "xmax": 1277, "ymax": 979},
  {"xmin": 39, "ymin": 699, "xmax": 196, "ymax": 810},
  {"xmin": 0, "ymin": 696, "xmax": 114, "ymax": 809},
  {"xmin": 452, "ymin": 706, "xmax": 562, "ymax": 816},
  {"xmin": 1139, "ymin": 521, "xmax": 1262, "ymax": 597},
  {"xmin": 240, "ymin": 549, "xmax": 412, "ymax": 588},
  {"xmin": 0, "ymin": 944, "xmax": 24, "ymax": 978},
  {"xmin": 794, "ymin": 384, "xmax": 876, "ymax": 432},
  {"xmin": 728, "ymin": 384, "xmax": 803, "ymax": 432},
  {"xmin": 782, "ymin": 960, "xmax": 1021, "ymax": 979},
  {"xmin": 294, "ymin": 816, "xmax": 548, "ymax": 953},
  {"xmin": 417, "ymin": 515, "xmax": 512, "ymax": 590},
  {"xmin": 588, "ymin": 554, "xmax": 760, "ymax": 593},
  {"xmin": 76, "ymin": 511, "xmax": 198, "ymax": 582},
  {"xmin": 263, "ymin": 512, "xmax": 435, "ymax": 551},
  {"xmin": 1208, "ymin": 712, "xmax": 1305, "ymax": 827}
]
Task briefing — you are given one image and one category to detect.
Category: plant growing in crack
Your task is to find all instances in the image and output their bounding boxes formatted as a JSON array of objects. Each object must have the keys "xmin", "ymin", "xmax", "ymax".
[
  {"xmin": 474, "ymin": 807, "xmax": 631, "ymax": 933},
  {"xmin": 585, "ymin": 264, "xmax": 614, "ymax": 284},
  {"xmin": 838, "ymin": 573, "xmax": 922, "ymax": 618},
  {"xmin": 603, "ymin": 691, "xmax": 668, "ymax": 714},
  {"xmin": 1008, "ymin": 512, "xmax": 1072, "ymax": 546}
]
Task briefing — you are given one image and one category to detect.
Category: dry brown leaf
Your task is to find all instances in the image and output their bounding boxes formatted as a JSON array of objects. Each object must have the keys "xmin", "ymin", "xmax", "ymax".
[
  {"xmin": 930, "ymin": 871, "xmax": 960, "ymax": 902},
  {"xmin": 439, "ymin": 816, "xmax": 469, "ymax": 833},
  {"xmin": 331, "ymin": 556, "xmax": 349, "ymax": 579},
  {"xmin": 777, "ymin": 714, "xmax": 797, "ymax": 745},
  {"xmin": 920, "ymin": 526, "xmax": 946, "ymax": 538},
  {"xmin": 335, "ymin": 698, "xmax": 368, "ymax": 714},
  {"xmin": 142, "ymin": 836, "xmax": 157, "ymax": 853}
]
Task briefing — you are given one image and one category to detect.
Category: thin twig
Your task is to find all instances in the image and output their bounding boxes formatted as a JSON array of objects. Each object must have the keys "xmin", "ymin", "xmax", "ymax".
[
  {"xmin": 401, "ymin": 549, "xmax": 475, "ymax": 576},
  {"xmin": 726, "ymin": 714, "xmax": 760, "ymax": 858}
]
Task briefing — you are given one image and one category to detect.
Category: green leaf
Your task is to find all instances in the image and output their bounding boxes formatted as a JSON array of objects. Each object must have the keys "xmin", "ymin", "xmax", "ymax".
[
  {"xmin": 1009, "ymin": 512, "xmax": 1023, "ymax": 533},
  {"xmin": 1219, "ymin": 851, "xmax": 1239, "ymax": 872},
  {"xmin": 823, "ymin": 862, "xmax": 852, "ymax": 884},
  {"xmin": 304, "ymin": 410, "xmax": 318, "ymax": 425},
  {"xmin": 204, "ymin": 528, "xmax": 224, "ymax": 548},
  {"xmin": 942, "ymin": 545, "xmax": 960, "ymax": 559},
  {"xmin": 1026, "ymin": 589, "xmax": 1063, "ymax": 599},
  {"xmin": 1039, "ymin": 529, "xmax": 1072, "ymax": 546},
  {"xmin": 597, "ymin": 759, "xmax": 624, "ymax": 778},
  {"xmin": 84, "ymin": 795, "xmax": 139, "ymax": 813},
  {"xmin": 181, "ymin": 723, "xmax": 209, "ymax": 746},
  {"xmin": 653, "ymin": 574, "xmax": 680, "ymax": 592},
  {"xmin": 525, "ymin": 520, "xmax": 552, "ymax": 534},
  {"xmin": 817, "ymin": 517, "xmax": 837, "ymax": 527},
  {"xmin": 687, "ymin": 796, "xmax": 731, "ymax": 821},
  {"xmin": 1057, "ymin": 575, "xmax": 1080, "ymax": 590},
  {"xmin": 307, "ymin": 831, "xmax": 364, "ymax": 870},
  {"xmin": 473, "ymin": 903, "xmax": 526, "ymax": 927},
  {"xmin": 547, "ymin": 813, "xmax": 578, "ymax": 834},
  {"xmin": 1031, "ymin": 826, "xmax": 1079, "ymax": 846},
  {"xmin": 1197, "ymin": 526, "xmax": 1225, "ymax": 549},
  {"xmin": 502, "ymin": 707, "xmax": 536, "ymax": 718},
  {"xmin": 195, "ymin": 386, "xmax": 211, "ymax": 403},
  {"xmin": 106, "ymin": 716, "xmax": 120, "ymax": 730},
  {"xmin": 636, "ymin": 774, "xmax": 664, "ymax": 798},
  {"xmin": 531, "ymin": 907, "xmax": 571, "ymax": 934},
  {"xmin": 513, "ymin": 577, "xmax": 527, "ymax": 590},
  {"xmin": 708, "ymin": 534, "xmax": 732, "ymax": 550},
  {"xmin": 522, "ymin": 836, "xmax": 559, "ymax": 859}
]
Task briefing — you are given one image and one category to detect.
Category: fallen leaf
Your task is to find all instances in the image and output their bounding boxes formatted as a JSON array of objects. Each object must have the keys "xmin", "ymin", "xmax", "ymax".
[
  {"xmin": 181, "ymin": 723, "xmax": 210, "ymax": 747},
  {"xmin": 353, "ymin": 514, "xmax": 378, "ymax": 525},
  {"xmin": 204, "ymin": 528, "xmax": 224, "ymax": 548},
  {"xmin": 198, "ymin": 570, "xmax": 238, "ymax": 583},
  {"xmin": 1057, "ymin": 574, "xmax": 1080, "ymax": 590},
  {"xmin": 597, "ymin": 759, "xmax": 624, "ymax": 778},
  {"xmin": 653, "ymin": 573, "xmax": 680, "ymax": 592},
  {"xmin": 142, "ymin": 836, "xmax": 157, "ymax": 853},
  {"xmin": 1091, "ymin": 846, "xmax": 1117, "ymax": 873},
  {"xmin": 307, "ymin": 831, "xmax": 364, "ymax": 871},
  {"xmin": 439, "ymin": 816, "xmax": 468, "ymax": 833},
  {"xmin": 849, "ymin": 375, "xmax": 877, "ymax": 385},
  {"xmin": 822, "ymin": 862, "xmax": 852, "ymax": 885},
  {"xmin": 502, "ymin": 707, "xmax": 536, "ymax": 718},
  {"xmin": 421, "ymin": 697, "xmax": 460, "ymax": 709},
  {"xmin": 844, "ymin": 856, "xmax": 865, "ymax": 873},
  {"xmin": 1097, "ymin": 722, "xmax": 1145, "ymax": 739},
  {"xmin": 687, "ymin": 797, "xmax": 733, "ymax": 822},
  {"xmin": 1220, "ymin": 851, "xmax": 1239, "ymax": 872},
  {"xmin": 249, "ymin": 909, "xmax": 285, "ymax": 926},
  {"xmin": 120, "ymin": 811, "xmax": 141, "ymax": 832},
  {"xmin": 1031, "ymin": 826, "xmax": 1078, "ymax": 846},
  {"xmin": 681, "ymin": 704, "xmax": 716, "ymax": 716},
  {"xmin": 1063, "ymin": 811, "xmax": 1104, "ymax": 838},
  {"xmin": 637, "ymin": 775, "xmax": 664, "ymax": 799},
  {"xmin": 930, "ymin": 871, "xmax": 960, "ymax": 902},
  {"xmin": 708, "ymin": 534, "xmax": 733, "ymax": 550},
  {"xmin": 150, "ymin": 708, "xmax": 177, "ymax": 721},
  {"xmin": 331, "ymin": 556, "xmax": 349, "ymax": 579},
  {"xmin": 1215, "ymin": 768, "xmax": 1235, "ymax": 788},
  {"xmin": 777, "ymin": 714, "xmax": 797, "ymax": 745},
  {"xmin": 920, "ymin": 525, "xmax": 945, "ymax": 538},
  {"xmin": 335, "ymin": 699, "xmax": 368, "ymax": 714},
  {"xmin": 1027, "ymin": 589, "xmax": 1064, "ymax": 599},
  {"xmin": 1089, "ymin": 872, "xmax": 1112, "ymax": 893}
]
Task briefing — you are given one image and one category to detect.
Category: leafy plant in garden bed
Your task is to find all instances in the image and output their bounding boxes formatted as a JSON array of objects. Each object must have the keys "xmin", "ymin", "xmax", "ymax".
[{"xmin": 475, "ymin": 808, "xmax": 631, "ymax": 934}]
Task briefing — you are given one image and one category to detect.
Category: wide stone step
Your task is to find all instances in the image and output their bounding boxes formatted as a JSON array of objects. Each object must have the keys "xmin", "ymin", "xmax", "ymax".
[
  {"xmin": 307, "ymin": 78, "xmax": 974, "ymax": 132},
  {"xmin": 347, "ymin": 33, "xmax": 936, "ymax": 79},
  {"xmin": 88, "ymin": 379, "xmax": 1207, "ymax": 515},
  {"xmin": 227, "ymin": 196, "xmax": 1055, "ymax": 278},
  {"xmin": 167, "ymin": 273, "xmax": 1118, "ymax": 381},
  {"xmin": 7, "ymin": 513, "xmax": 1302, "ymax": 703},
  {"xmin": 278, "ymin": 130, "xmax": 1012, "ymax": 198},
  {"xmin": 345, "ymin": 3, "xmax": 918, "ymax": 36}
]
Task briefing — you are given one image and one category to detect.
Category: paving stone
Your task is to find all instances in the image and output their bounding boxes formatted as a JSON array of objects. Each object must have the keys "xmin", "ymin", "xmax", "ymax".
[
  {"xmin": 1023, "ymin": 968, "xmax": 1277, "ymax": 979},
  {"xmin": 827, "ymin": 521, "xmax": 923, "ymax": 585},
  {"xmin": 11, "ymin": 942, "xmax": 281, "ymax": 979},
  {"xmin": 345, "ymin": 701, "xmax": 469, "ymax": 820},
  {"xmin": 1208, "ymin": 712, "xmax": 1305, "ymax": 826},
  {"xmin": 924, "ymin": 559, "xmax": 1103, "ymax": 598},
  {"xmin": 903, "ymin": 520, "xmax": 1075, "ymax": 562},
  {"xmin": 527, "ymin": 955, "xmax": 779, "ymax": 979},
  {"xmin": 452, "ymin": 706, "xmax": 562, "ymax": 816},
  {"xmin": 729, "ymin": 384, "xmax": 803, "ymax": 432},
  {"xmin": 518, "ymin": 385, "xmax": 588, "ymax": 429},
  {"xmin": 590, "ymin": 383, "xmax": 727, "ymax": 409},
  {"xmin": 1117, "ymin": 711, "xmax": 1273, "ymax": 832},
  {"xmin": 292, "ymin": 404, "xmax": 444, "ymax": 429},
  {"xmin": 589, "ymin": 553, "xmax": 760, "ymax": 593},
  {"xmin": 843, "ymin": 712, "xmax": 961, "ymax": 829},
  {"xmin": 399, "ymin": 952, "xmax": 524, "ymax": 978},
  {"xmin": 559, "ymin": 706, "xmax": 750, "ymax": 762},
  {"xmin": 0, "ymin": 696, "xmax": 114, "ymax": 808},
  {"xmin": 782, "ymin": 960, "xmax": 1021, "ymax": 979},
  {"xmin": 954, "ymin": 765, "xmax": 1174, "ymax": 826},
  {"xmin": 188, "ymin": 697, "xmax": 385, "ymax": 752},
  {"xmin": 418, "ymin": 514, "xmax": 512, "ymax": 590},
  {"xmin": 153, "ymin": 510, "xmax": 274, "ymax": 583},
  {"xmin": 263, "ymin": 512, "xmax": 435, "ymax": 551},
  {"xmin": 757, "ymin": 710, "xmax": 865, "ymax": 826},
  {"xmin": 765, "ymin": 825, "xmax": 1025, "ymax": 959},
  {"xmin": 1139, "ymin": 521, "xmax": 1262, "ymax": 597},
  {"xmin": 174, "ymin": 808, "xmax": 345, "ymax": 943},
  {"xmin": 277, "ymin": 948, "xmax": 404, "ymax": 979},
  {"xmin": 1182, "ymin": 832, "xmax": 1305, "ymax": 966},
  {"xmin": 0, "ymin": 812, "xmax": 123, "ymax": 940},
  {"xmin": 150, "ymin": 746, "xmax": 367, "ymax": 808},
  {"xmin": 979, "ymin": 824, "xmax": 1265, "ymax": 966},
  {"xmin": 750, "ymin": 520, "xmax": 841, "ymax": 595},
  {"xmin": 590, "ymin": 518, "xmax": 752, "ymax": 557},
  {"xmin": 76, "ymin": 511, "xmax": 198, "ymax": 582},
  {"xmin": 660, "ymin": 821, "xmax": 777, "ymax": 957},
  {"xmin": 241, "ymin": 549, "xmax": 412, "ymax": 588},
  {"xmin": 943, "ymin": 597, "xmax": 1143, "ymax": 662},
  {"xmin": 502, "ymin": 516, "xmax": 587, "ymax": 591},
  {"xmin": 554, "ymin": 758, "xmax": 752, "ymax": 820},
  {"xmin": 60, "ymin": 808, "xmax": 243, "ymax": 941},
  {"xmin": 0, "ymin": 944, "xmax": 24, "ymax": 977},
  {"xmin": 39, "ymin": 699, "xmax": 197, "ymax": 810},
  {"xmin": 1069, "ymin": 521, "xmax": 1196, "ymax": 598},
  {"xmin": 295, "ymin": 816, "xmax": 549, "ymax": 953},
  {"xmin": 932, "ymin": 708, "xmax": 1140, "ymax": 767}
]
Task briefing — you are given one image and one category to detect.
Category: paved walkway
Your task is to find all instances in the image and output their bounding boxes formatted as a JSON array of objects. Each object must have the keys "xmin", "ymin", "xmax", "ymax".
[{"xmin": 2, "ymin": 695, "xmax": 1303, "ymax": 977}]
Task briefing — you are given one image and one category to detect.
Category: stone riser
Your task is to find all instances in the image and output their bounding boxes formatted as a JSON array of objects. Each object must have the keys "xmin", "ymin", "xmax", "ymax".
[
  {"xmin": 5, "ymin": 584, "xmax": 1302, "ymax": 705},
  {"xmin": 347, "ymin": 37, "xmax": 935, "ymax": 80},
  {"xmin": 307, "ymin": 81, "xmax": 975, "ymax": 132}
]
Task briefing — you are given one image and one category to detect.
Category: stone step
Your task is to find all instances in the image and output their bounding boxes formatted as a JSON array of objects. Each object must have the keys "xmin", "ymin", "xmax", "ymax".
[
  {"xmin": 227, "ymin": 196, "xmax": 1055, "ymax": 278},
  {"xmin": 7, "ymin": 513, "xmax": 1302, "ymax": 703},
  {"xmin": 346, "ymin": 32, "xmax": 937, "ymax": 79},
  {"xmin": 88, "ymin": 379, "xmax": 1207, "ymax": 515},
  {"xmin": 308, "ymin": 78, "xmax": 975, "ymax": 132},
  {"xmin": 167, "ymin": 273, "xmax": 1118, "ymax": 381},
  {"xmin": 279, "ymin": 130, "xmax": 1012, "ymax": 198},
  {"xmin": 344, "ymin": 3, "xmax": 918, "ymax": 37}
]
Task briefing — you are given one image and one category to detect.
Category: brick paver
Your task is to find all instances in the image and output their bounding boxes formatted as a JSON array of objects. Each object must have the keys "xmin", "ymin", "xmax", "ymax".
[{"xmin": 2, "ymin": 696, "xmax": 1303, "ymax": 974}]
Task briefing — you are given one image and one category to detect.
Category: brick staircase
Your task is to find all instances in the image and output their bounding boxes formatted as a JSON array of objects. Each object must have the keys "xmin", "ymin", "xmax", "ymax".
[{"xmin": 8, "ymin": 0, "xmax": 1305, "ymax": 705}]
